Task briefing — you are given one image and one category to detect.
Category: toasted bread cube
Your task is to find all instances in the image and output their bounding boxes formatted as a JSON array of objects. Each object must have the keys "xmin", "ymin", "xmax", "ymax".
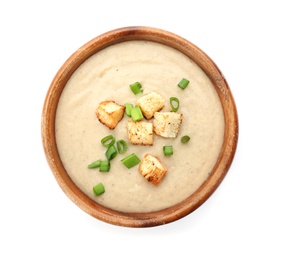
[
  {"xmin": 139, "ymin": 154, "xmax": 167, "ymax": 185},
  {"xmin": 127, "ymin": 120, "xmax": 153, "ymax": 146},
  {"xmin": 153, "ymin": 112, "xmax": 182, "ymax": 138},
  {"xmin": 136, "ymin": 92, "xmax": 165, "ymax": 120},
  {"xmin": 96, "ymin": 101, "xmax": 125, "ymax": 130}
]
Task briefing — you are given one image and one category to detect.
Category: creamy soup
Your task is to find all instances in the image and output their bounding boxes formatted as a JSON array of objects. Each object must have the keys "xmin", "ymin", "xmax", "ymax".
[{"xmin": 55, "ymin": 40, "xmax": 225, "ymax": 213}]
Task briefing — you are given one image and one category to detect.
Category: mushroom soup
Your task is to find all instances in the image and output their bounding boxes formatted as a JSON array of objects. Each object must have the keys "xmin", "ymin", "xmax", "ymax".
[{"xmin": 55, "ymin": 40, "xmax": 225, "ymax": 213}]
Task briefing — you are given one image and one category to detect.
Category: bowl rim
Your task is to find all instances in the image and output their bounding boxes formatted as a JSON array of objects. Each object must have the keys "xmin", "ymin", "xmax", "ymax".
[{"xmin": 41, "ymin": 26, "xmax": 238, "ymax": 227}]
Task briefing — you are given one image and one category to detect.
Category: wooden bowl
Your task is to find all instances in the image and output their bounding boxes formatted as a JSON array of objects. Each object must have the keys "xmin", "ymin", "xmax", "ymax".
[{"xmin": 42, "ymin": 26, "xmax": 238, "ymax": 227}]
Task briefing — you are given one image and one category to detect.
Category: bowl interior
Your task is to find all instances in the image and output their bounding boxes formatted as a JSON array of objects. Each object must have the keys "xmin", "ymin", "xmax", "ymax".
[{"xmin": 42, "ymin": 26, "xmax": 238, "ymax": 227}]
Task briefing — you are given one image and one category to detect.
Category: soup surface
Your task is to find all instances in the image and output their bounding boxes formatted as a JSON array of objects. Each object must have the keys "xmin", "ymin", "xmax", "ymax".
[{"xmin": 55, "ymin": 40, "xmax": 225, "ymax": 213}]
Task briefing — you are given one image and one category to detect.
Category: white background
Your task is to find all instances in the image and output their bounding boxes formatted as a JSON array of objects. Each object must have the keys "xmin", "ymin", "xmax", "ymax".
[{"xmin": 1, "ymin": 1, "xmax": 292, "ymax": 259}]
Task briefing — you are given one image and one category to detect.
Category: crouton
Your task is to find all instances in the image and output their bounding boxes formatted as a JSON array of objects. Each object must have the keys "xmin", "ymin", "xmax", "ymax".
[
  {"xmin": 96, "ymin": 101, "xmax": 125, "ymax": 130},
  {"xmin": 136, "ymin": 92, "xmax": 165, "ymax": 119},
  {"xmin": 139, "ymin": 154, "xmax": 167, "ymax": 185},
  {"xmin": 127, "ymin": 120, "xmax": 153, "ymax": 146},
  {"xmin": 153, "ymin": 112, "xmax": 182, "ymax": 138}
]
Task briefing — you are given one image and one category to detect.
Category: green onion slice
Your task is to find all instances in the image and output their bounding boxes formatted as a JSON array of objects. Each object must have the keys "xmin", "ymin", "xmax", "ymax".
[
  {"xmin": 121, "ymin": 153, "xmax": 141, "ymax": 169},
  {"xmin": 131, "ymin": 106, "xmax": 144, "ymax": 121},
  {"xmin": 93, "ymin": 183, "xmax": 105, "ymax": 196},
  {"xmin": 170, "ymin": 97, "xmax": 180, "ymax": 112},
  {"xmin": 105, "ymin": 145, "xmax": 118, "ymax": 161},
  {"xmin": 99, "ymin": 160, "xmax": 110, "ymax": 172},
  {"xmin": 130, "ymin": 82, "xmax": 143, "ymax": 95},
  {"xmin": 178, "ymin": 78, "xmax": 190, "ymax": 90},
  {"xmin": 101, "ymin": 135, "xmax": 115, "ymax": 148},
  {"xmin": 181, "ymin": 135, "xmax": 190, "ymax": 143},
  {"xmin": 125, "ymin": 103, "xmax": 133, "ymax": 117},
  {"xmin": 117, "ymin": 139, "xmax": 128, "ymax": 154},
  {"xmin": 87, "ymin": 159, "xmax": 101, "ymax": 169},
  {"xmin": 163, "ymin": 145, "xmax": 173, "ymax": 156}
]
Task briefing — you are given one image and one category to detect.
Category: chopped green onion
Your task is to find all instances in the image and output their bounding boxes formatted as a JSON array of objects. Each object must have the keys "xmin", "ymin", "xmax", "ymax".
[
  {"xmin": 181, "ymin": 135, "xmax": 190, "ymax": 143},
  {"xmin": 101, "ymin": 135, "xmax": 115, "ymax": 148},
  {"xmin": 178, "ymin": 78, "xmax": 190, "ymax": 90},
  {"xmin": 105, "ymin": 145, "xmax": 117, "ymax": 160},
  {"xmin": 170, "ymin": 97, "xmax": 180, "ymax": 112},
  {"xmin": 163, "ymin": 145, "xmax": 173, "ymax": 156},
  {"xmin": 87, "ymin": 159, "xmax": 101, "ymax": 169},
  {"xmin": 93, "ymin": 183, "xmax": 105, "ymax": 196},
  {"xmin": 130, "ymin": 82, "xmax": 143, "ymax": 95},
  {"xmin": 117, "ymin": 139, "xmax": 128, "ymax": 154},
  {"xmin": 121, "ymin": 153, "xmax": 141, "ymax": 168},
  {"xmin": 99, "ymin": 160, "xmax": 110, "ymax": 172},
  {"xmin": 131, "ymin": 106, "xmax": 144, "ymax": 121},
  {"xmin": 125, "ymin": 103, "xmax": 133, "ymax": 117}
]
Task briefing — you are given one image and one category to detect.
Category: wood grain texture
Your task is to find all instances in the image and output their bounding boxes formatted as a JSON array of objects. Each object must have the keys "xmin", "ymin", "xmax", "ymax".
[{"xmin": 41, "ymin": 26, "xmax": 238, "ymax": 227}]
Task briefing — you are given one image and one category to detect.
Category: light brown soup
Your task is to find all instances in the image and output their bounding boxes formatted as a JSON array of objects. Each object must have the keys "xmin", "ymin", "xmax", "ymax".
[{"xmin": 55, "ymin": 40, "xmax": 225, "ymax": 213}]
